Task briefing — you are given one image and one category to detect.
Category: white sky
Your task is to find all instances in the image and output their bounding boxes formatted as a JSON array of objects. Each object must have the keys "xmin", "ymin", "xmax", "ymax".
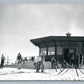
[{"xmin": 0, "ymin": 4, "xmax": 84, "ymax": 63}]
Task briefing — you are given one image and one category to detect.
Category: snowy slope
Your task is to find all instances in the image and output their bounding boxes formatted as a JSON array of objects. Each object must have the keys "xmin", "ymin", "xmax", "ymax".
[{"xmin": 0, "ymin": 68, "xmax": 84, "ymax": 80}]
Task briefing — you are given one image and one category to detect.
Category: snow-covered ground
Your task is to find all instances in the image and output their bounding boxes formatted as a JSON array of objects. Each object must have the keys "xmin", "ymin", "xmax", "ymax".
[{"xmin": 0, "ymin": 67, "xmax": 84, "ymax": 80}]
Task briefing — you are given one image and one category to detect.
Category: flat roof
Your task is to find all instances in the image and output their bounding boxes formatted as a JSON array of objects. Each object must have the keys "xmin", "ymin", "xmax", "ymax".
[{"xmin": 30, "ymin": 36, "xmax": 84, "ymax": 47}]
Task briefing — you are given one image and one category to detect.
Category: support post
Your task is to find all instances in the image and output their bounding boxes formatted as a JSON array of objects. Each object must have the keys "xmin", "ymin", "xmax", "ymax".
[
  {"xmin": 39, "ymin": 48, "xmax": 41, "ymax": 56},
  {"xmin": 81, "ymin": 42, "xmax": 84, "ymax": 68},
  {"xmin": 78, "ymin": 55, "xmax": 80, "ymax": 68},
  {"xmin": 47, "ymin": 47, "xmax": 48, "ymax": 56},
  {"xmin": 82, "ymin": 55, "xmax": 83, "ymax": 67}
]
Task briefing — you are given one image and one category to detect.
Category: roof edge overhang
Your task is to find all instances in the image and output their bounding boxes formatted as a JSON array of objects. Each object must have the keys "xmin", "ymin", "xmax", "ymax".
[{"xmin": 30, "ymin": 36, "xmax": 84, "ymax": 47}]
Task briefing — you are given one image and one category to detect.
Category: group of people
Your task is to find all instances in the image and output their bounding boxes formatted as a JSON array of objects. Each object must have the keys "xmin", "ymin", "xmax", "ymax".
[
  {"xmin": 70, "ymin": 54, "xmax": 83, "ymax": 68},
  {"xmin": 0, "ymin": 52, "xmax": 83, "ymax": 70},
  {"xmin": 0, "ymin": 52, "xmax": 26, "ymax": 69},
  {"xmin": 51, "ymin": 56, "xmax": 62, "ymax": 70},
  {"xmin": 34, "ymin": 56, "xmax": 45, "ymax": 72},
  {"xmin": 0, "ymin": 52, "xmax": 44, "ymax": 71},
  {"xmin": 51, "ymin": 54, "xmax": 83, "ymax": 69},
  {"xmin": 0, "ymin": 53, "xmax": 23, "ymax": 69},
  {"xmin": 16, "ymin": 53, "xmax": 45, "ymax": 72}
]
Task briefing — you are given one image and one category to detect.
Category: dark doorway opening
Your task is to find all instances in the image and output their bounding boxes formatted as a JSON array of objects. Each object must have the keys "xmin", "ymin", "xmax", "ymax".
[
  {"xmin": 64, "ymin": 48, "xmax": 70, "ymax": 64},
  {"xmin": 63, "ymin": 48, "xmax": 78, "ymax": 67}
]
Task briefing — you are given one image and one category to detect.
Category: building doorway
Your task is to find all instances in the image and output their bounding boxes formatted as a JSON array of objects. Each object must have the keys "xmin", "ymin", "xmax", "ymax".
[
  {"xmin": 64, "ymin": 48, "xmax": 70, "ymax": 64},
  {"xmin": 63, "ymin": 48, "xmax": 76, "ymax": 65}
]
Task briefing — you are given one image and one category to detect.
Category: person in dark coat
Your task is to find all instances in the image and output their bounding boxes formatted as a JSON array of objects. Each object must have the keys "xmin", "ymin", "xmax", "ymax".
[
  {"xmin": 17, "ymin": 52, "xmax": 23, "ymax": 69},
  {"xmin": 70, "ymin": 54, "xmax": 75, "ymax": 67},
  {"xmin": 1, "ymin": 54, "xmax": 5, "ymax": 68}
]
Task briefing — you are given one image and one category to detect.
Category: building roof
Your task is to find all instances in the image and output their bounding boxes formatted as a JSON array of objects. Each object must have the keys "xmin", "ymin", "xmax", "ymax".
[{"xmin": 30, "ymin": 36, "xmax": 84, "ymax": 47}]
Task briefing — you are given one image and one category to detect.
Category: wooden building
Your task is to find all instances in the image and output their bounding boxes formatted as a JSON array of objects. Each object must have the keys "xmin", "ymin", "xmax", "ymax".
[{"xmin": 30, "ymin": 33, "xmax": 84, "ymax": 67}]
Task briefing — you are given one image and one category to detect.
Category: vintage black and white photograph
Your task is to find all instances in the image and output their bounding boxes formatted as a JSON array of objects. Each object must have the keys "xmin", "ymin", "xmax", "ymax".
[{"xmin": 0, "ymin": 4, "xmax": 84, "ymax": 80}]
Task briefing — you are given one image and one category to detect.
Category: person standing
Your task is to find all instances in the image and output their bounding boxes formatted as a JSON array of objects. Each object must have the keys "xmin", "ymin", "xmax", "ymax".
[
  {"xmin": 70, "ymin": 54, "xmax": 75, "ymax": 67},
  {"xmin": 1, "ymin": 54, "xmax": 5, "ymax": 68},
  {"xmin": 51, "ymin": 56, "xmax": 57, "ymax": 69},
  {"xmin": 17, "ymin": 52, "xmax": 23, "ymax": 69},
  {"xmin": 34, "ymin": 56, "xmax": 41, "ymax": 72},
  {"xmin": 40, "ymin": 55, "xmax": 45, "ymax": 72}
]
